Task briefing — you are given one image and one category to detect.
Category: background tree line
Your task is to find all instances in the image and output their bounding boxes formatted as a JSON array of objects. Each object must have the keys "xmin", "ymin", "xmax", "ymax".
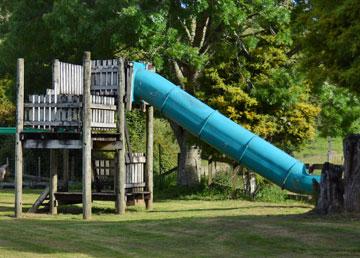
[{"xmin": 0, "ymin": 0, "xmax": 358, "ymax": 186}]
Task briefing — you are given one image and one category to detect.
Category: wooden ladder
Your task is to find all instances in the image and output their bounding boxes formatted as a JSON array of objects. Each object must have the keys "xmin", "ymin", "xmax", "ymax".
[{"xmin": 28, "ymin": 186, "xmax": 50, "ymax": 213}]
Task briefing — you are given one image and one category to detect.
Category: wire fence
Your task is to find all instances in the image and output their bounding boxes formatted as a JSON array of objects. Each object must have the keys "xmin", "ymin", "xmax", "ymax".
[{"xmin": 300, "ymin": 153, "xmax": 343, "ymax": 166}]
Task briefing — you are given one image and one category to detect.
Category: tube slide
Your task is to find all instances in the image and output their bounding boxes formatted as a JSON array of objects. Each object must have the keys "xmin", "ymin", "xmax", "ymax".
[{"xmin": 132, "ymin": 63, "xmax": 320, "ymax": 194}]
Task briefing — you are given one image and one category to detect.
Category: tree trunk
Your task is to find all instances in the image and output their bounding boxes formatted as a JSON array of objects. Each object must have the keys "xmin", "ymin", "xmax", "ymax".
[
  {"xmin": 243, "ymin": 168, "xmax": 257, "ymax": 198},
  {"xmin": 315, "ymin": 162, "xmax": 343, "ymax": 214},
  {"xmin": 343, "ymin": 134, "xmax": 360, "ymax": 212},
  {"xmin": 170, "ymin": 61, "xmax": 205, "ymax": 186},
  {"xmin": 172, "ymin": 122, "xmax": 202, "ymax": 186}
]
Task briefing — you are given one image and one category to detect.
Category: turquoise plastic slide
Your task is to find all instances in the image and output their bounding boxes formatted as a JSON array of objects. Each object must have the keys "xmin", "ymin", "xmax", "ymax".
[{"xmin": 132, "ymin": 62, "xmax": 320, "ymax": 194}]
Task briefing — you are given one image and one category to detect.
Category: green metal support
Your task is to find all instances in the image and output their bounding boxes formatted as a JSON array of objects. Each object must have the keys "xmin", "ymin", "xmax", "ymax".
[{"xmin": 0, "ymin": 127, "xmax": 48, "ymax": 135}]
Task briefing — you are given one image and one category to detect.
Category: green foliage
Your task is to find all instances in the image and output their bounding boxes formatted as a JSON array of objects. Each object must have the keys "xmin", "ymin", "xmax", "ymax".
[
  {"xmin": 126, "ymin": 111, "xmax": 179, "ymax": 175},
  {"xmin": 126, "ymin": 110, "xmax": 146, "ymax": 153},
  {"xmin": 0, "ymin": 1, "xmax": 319, "ymax": 152},
  {"xmin": 296, "ymin": 1, "xmax": 360, "ymax": 93},
  {"xmin": 155, "ymin": 168, "xmax": 296, "ymax": 203},
  {"xmin": 198, "ymin": 35, "xmax": 319, "ymax": 152},
  {"xmin": 154, "ymin": 178, "xmax": 241, "ymax": 201},
  {"xmin": 153, "ymin": 117, "xmax": 178, "ymax": 175},
  {"xmin": 0, "ymin": 0, "xmax": 53, "ymax": 94},
  {"xmin": 255, "ymin": 183, "xmax": 287, "ymax": 203},
  {"xmin": 318, "ymin": 83, "xmax": 360, "ymax": 137},
  {"xmin": 0, "ymin": 78, "xmax": 15, "ymax": 126}
]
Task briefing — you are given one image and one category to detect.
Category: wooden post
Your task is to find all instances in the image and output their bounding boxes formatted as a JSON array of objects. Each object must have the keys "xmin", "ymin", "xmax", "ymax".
[
  {"xmin": 145, "ymin": 105, "xmax": 154, "ymax": 210},
  {"xmin": 63, "ymin": 149, "xmax": 69, "ymax": 191},
  {"xmin": 50, "ymin": 149, "xmax": 58, "ymax": 215},
  {"xmin": 231, "ymin": 164, "xmax": 239, "ymax": 198},
  {"xmin": 208, "ymin": 156, "xmax": 213, "ymax": 185},
  {"xmin": 82, "ymin": 51, "xmax": 92, "ymax": 220},
  {"xmin": 37, "ymin": 156, "xmax": 41, "ymax": 182},
  {"xmin": 158, "ymin": 143, "xmax": 162, "ymax": 189},
  {"xmin": 115, "ymin": 58, "xmax": 126, "ymax": 214},
  {"xmin": 327, "ymin": 136, "xmax": 333, "ymax": 162},
  {"xmin": 15, "ymin": 58, "xmax": 24, "ymax": 218},
  {"xmin": 70, "ymin": 151, "xmax": 75, "ymax": 181}
]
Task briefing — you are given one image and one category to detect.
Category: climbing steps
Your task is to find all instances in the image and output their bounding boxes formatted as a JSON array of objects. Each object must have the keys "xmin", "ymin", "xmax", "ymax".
[{"xmin": 28, "ymin": 186, "xmax": 50, "ymax": 213}]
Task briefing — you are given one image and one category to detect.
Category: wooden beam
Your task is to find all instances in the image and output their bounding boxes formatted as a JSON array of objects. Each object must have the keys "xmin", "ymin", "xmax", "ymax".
[
  {"xmin": 24, "ymin": 139, "xmax": 82, "ymax": 149},
  {"xmin": 145, "ymin": 105, "xmax": 154, "ymax": 210},
  {"xmin": 63, "ymin": 149, "xmax": 69, "ymax": 192},
  {"xmin": 15, "ymin": 58, "xmax": 24, "ymax": 218},
  {"xmin": 82, "ymin": 51, "xmax": 92, "ymax": 220},
  {"xmin": 50, "ymin": 149, "xmax": 58, "ymax": 215},
  {"xmin": 115, "ymin": 58, "xmax": 126, "ymax": 215}
]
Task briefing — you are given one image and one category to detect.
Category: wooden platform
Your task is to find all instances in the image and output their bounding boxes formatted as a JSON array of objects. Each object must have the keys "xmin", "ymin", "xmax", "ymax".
[
  {"xmin": 55, "ymin": 191, "xmax": 150, "ymax": 206},
  {"xmin": 21, "ymin": 131, "xmax": 122, "ymax": 150}
]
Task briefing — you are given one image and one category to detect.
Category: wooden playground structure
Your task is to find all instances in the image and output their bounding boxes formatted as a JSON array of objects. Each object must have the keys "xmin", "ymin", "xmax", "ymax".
[{"xmin": 14, "ymin": 52, "xmax": 154, "ymax": 219}]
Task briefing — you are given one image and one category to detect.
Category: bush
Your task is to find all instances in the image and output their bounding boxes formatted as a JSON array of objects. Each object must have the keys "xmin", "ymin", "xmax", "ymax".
[{"xmin": 255, "ymin": 183, "xmax": 287, "ymax": 203}]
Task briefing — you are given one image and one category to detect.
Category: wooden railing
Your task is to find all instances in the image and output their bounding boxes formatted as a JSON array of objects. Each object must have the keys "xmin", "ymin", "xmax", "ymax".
[
  {"xmin": 24, "ymin": 59, "xmax": 126, "ymax": 129},
  {"xmin": 94, "ymin": 153, "xmax": 146, "ymax": 189},
  {"xmin": 24, "ymin": 94, "xmax": 116, "ymax": 129}
]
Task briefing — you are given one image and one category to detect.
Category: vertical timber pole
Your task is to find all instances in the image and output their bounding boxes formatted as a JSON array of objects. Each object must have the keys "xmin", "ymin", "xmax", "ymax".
[
  {"xmin": 50, "ymin": 149, "xmax": 58, "ymax": 215},
  {"xmin": 15, "ymin": 58, "xmax": 24, "ymax": 218},
  {"xmin": 70, "ymin": 151, "xmax": 75, "ymax": 181},
  {"xmin": 37, "ymin": 156, "xmax": 41, "ymax": 182},
  {"xmin": 145, "ymin": 105, "xmax": 154, "ymax": 210},
  {"xmin": 82, "ymin": 51, "xmax": 92, "ymax": 220},
  {"xmin": 208, "ymin": 156, "xmax": 213, "ymax": 186},
  {"xmin": 63, "ymin": 149, "xmax": 69, "ymax": 191},
  {"xmin": 115, "ymin": 59, "xmax": 126, "ymax": 214}
]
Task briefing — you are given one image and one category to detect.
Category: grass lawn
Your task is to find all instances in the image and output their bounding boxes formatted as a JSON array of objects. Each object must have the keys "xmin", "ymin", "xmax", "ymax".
[{"xmin": 0, "ymin": 190, "xmax": 360, "ymax": 257}]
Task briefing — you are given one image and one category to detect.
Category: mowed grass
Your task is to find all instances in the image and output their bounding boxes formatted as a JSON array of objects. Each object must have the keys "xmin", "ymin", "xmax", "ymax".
[{"xmin": 0, "ymin": 190, "xmax": 360, "ymax": 257}]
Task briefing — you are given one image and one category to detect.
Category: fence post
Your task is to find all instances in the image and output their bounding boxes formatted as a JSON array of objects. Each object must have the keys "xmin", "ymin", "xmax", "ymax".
[
  {"xmin": 82, "ymin": 51, "xmax": 92, "ymax": 220},
  {"xmin": 327, "ymin": 136, "xmax": 333, "ymax": 162},
  {"xmin": 145, "ymin": 106, "xmax": 154, "ymax": 210},
  {"xmin": 15, "ymin": 58, "xmax": 24, "ymax": 218}
]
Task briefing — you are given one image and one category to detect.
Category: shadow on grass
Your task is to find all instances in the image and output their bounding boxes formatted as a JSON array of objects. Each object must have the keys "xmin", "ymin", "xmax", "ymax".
[
  {"xmin": 0, "ymin": 212, "xmax": 359, "ymax": 257},
  {"xmin": 3, "ymin": 203, "xmax": 310, "ymax": 216},
  {"xmin": 148, "ymin": 205, "xmax": 312, "ymax": 213},
  {"xmin": 0, "ymin": 206, "xmax": 14, "ymax": 212}
]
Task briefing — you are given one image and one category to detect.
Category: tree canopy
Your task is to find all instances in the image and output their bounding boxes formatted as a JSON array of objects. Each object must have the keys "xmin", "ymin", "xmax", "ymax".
[
  {"xmin": 296, "ymin": 0, "xmax": 360, "ymax": 93},
  {"xmin": 0, "ymin": 0, "xmax": 321, "ymax": 154}
]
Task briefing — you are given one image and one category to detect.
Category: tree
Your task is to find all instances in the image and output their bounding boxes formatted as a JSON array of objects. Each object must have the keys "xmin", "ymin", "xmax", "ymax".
[
  {"xmin": 0, "ymin": 1, "xmax": 54, "ymax": 94},
  {"xmin": 294, "ymin": 1, "xmax": 360, "ymax": 213},
  {"xmin": 318, "ymin": 83, "xmax": 360, "ymax": 138},
  {"xmin": 0, "ymin": 78, "xmax": 14, "ymax": 126},
  {"xmin": 198, "ymin": 24, "xmax": 319, "ymax": 154},
  {"xmin": 0, "ymin": 0, "xmax": 319, "ymax": 186},
  {"xmin": 295, "ymin": 0, "xmax": 360, "ymax": 93},
  {"xmin": 111, "ymin": 0, "xmax": 316, "ymax": 185}
]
